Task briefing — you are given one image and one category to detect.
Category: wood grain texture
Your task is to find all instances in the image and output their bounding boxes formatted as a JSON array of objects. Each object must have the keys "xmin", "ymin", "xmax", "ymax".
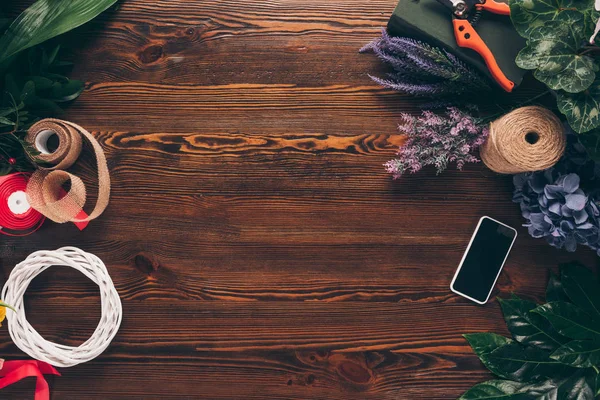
[{"xmin": 1, "ymin": 1, "xmax": 598, "ymax": 399}]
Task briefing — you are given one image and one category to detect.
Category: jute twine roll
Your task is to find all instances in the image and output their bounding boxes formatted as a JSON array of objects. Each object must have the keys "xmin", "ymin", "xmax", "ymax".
[
  {"xmin": 25, "ymin": 119, "xmax": 110, "ymax": 223},
  {"xmin": 480, "ymin": 106, "xmax": 566, "ymax": 174}
]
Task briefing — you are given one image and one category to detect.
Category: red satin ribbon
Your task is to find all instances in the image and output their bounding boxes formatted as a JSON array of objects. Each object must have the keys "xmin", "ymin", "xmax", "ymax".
[
  {"xmin": 0, "ymin": 173, "xmax": 45, "ymax": 236},
  {"xmin": 0, "ymin": 360, "xmax": 60, "ymax": 400},
  {"xmin": 0, "ymin": 173, "xmax": 88, "ymax": 235}
]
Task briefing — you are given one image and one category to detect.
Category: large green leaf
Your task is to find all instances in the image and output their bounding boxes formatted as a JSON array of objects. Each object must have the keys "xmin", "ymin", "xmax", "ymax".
[
  {"xmin": 533, "ymin": 301, "xmax": 600, "ymax": 340},
  {"xmin": 0, "ymin": 0, "xmax": 119, "ymax": 63},
  {"xmin": 523, "ymin": 369, "xmax": 596, "ymax": 399},
  {"xmin": 546, "ymin": 271, "xmax": 570, "ymax": 303},
  {"xmin": 515, "ymin": 13, "xmax": 598, "ymax": 93},
  {"xmin": 557, "ymin": 76, "xmax": 600, "ymax": 133},
  {"xmin": 458, "ymin": 380, "xmax": 532, "ymax": 400},
  {"xmin": 465, "ymin": 333, "xmax": 514, "ymax": 357},
  {"xmin": 499, "ymin": 297, "xmax": 567, "ymax": 351},
  {"xmin": 481, "ymin": 343, "xmax": 573, "ymax": 381},
  {"xmin": 509, "ymin": 0, "xmax": 596, "ymax": 38},
  {"xmin": 551, "ymin": 339, "xmax": 600, "ymax": 368},
  {"xmin": 560, "ymin": 262, "xmax": 600, "ymax": 318}
]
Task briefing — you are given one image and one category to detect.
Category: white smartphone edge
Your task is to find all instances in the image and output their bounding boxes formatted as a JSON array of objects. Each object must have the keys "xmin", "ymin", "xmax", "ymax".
[{"xmin": 450, "ymin": 216, "xmax": 517, "ymax": 305}]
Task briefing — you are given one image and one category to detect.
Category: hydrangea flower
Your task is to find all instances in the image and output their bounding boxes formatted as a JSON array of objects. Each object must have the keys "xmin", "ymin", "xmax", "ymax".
[{"xmin": 513, "ymin": 134, "xmax": 600, "ymax": 255}]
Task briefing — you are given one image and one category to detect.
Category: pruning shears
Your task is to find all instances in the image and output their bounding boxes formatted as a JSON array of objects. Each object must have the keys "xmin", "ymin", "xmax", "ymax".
[{"xmin": 436, "ymin": 0, "xmax": 514, "ymax": 92}]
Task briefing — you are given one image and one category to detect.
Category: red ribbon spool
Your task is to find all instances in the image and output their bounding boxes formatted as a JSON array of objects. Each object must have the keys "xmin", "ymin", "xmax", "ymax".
[{"xmin": 0, "ymin": 173, "xmax": 45, "ymax": 236}]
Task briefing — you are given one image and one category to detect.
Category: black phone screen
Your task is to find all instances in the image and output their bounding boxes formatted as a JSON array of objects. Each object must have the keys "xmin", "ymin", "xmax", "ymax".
[{"xmin": 452, "ymin": 218, "xmax": 516, "ymax": 303}]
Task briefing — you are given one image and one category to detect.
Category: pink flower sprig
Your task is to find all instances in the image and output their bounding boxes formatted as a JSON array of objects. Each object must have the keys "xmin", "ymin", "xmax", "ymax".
[{"xmin": 385, "ymin": 107, "xmax": 489, "ymax": 179}]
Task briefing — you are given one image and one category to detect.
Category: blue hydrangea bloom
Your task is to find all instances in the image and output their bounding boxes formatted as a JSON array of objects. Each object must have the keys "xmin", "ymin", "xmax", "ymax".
[{"xmin": 513, "ymin": 134, "xmax": 600, "ymax": 255}]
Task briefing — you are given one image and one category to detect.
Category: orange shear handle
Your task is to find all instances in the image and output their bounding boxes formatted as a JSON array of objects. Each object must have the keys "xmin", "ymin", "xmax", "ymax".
[
  {"xmin": 475, "ymin": 0, "xmax": 510, "ymax": 15},
  {"xmin": 452, "ymin": 19, "xmax": 514, "ymax": 92}
]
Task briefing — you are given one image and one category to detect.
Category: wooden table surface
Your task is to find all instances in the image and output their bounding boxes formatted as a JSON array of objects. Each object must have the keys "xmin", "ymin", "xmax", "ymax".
[{"xmin": 1, "ymin": 1, "xmax": 598, "ymax": 399}]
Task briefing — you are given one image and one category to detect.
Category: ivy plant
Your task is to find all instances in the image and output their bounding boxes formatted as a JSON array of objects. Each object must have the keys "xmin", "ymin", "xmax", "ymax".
[
  {"xmin": 459, "ymin": 262, "xmax": 600, "ymax": 399},
  {"xmin": 510, "ymin": 0, "xmax": 600, "ymax": 159}
]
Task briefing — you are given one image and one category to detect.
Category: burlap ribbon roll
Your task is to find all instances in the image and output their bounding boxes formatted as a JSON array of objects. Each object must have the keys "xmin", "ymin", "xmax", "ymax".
[
  {"xmin": 25, "ymin": 119, "xmax": 110, "ymax": 223},
  {"xmin": 480, "ymin": 106, "xmax": 566, "ymax": 174}
]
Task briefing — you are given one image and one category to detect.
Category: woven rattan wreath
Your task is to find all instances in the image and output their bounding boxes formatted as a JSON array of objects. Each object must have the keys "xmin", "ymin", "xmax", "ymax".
[{"xmin": 1, "ymin": 247, "xmax": 122, "ymax": 368}]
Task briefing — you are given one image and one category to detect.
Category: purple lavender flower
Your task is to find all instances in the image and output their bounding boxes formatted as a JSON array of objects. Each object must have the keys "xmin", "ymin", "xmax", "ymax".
[
  {"xmin": 513, "ymin": 133, "xmax": 600, "ymax": 255},
  {"xmin": 360, "ymin": 29, "xmax": 490, "ymax": 97},
  {"xmin": 385, "ymin": 107, "xmax": 488, "ymax": 178}
]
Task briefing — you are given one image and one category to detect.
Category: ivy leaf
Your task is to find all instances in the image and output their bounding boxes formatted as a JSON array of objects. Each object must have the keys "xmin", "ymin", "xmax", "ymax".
[
  {"xmin": 481, "ymin": 343, "xmax": 574, "ymax": 381},
  {"xmin": 560, "ymin": 262, "xmax": 600, "ymax": 318},
  {"xmin": 533, "ymin": 301, "xmax": 600, "ymax": 340},
  {"xmin": 515, "ymin": 13, "xmax": 598, "ymax": 93},
  {"xmin": 458, "ymin": 380, "xmax": 532, "ymax": 400},
  {"xmin": 557, "ymin": 76, "xmax": 600, "ymax": 133},
  {"xmin": 551, "ymin": 339, "xmax": 600, "ymax": 367},
  {"xmin": 578, "ymin": 129, "xmax": 600, "ymax": 161},
  {"xmin": 547, "ymin": 271, "xmax": 570, "ymax": 303},
  {"xmin": 509, "ymin": 0, "xmax": 597, "ymax": 38},
  {"xmin": 498, "ymin": 297, "xmax": 567, "ymax": 351}
]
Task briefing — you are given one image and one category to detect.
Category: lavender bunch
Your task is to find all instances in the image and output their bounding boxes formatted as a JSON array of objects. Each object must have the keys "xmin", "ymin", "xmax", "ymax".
[
  {"xmin": 360, "ymin": 29, "xmax": 491, "ymax": 97},
  {"xmin": 513, "ymin": 134, "xmax": 600, "ymax": 255},
  {"xmin": 385, "ymin": 107, "xmax": 489, "ymax": 178}
]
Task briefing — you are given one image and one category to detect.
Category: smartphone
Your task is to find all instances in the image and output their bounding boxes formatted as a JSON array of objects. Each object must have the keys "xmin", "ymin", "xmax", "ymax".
[{"xmin": 450, "ymin": 216, "xmax": 517, "ymax": 304}]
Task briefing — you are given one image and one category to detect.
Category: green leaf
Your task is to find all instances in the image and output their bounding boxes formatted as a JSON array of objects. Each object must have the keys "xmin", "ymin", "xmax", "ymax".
[
  {"xmin": 465, "ymin": 333, "xmax": 514, "ymax": 357},
  {"xmin": 458, "ymin": 380, "xmax": 532, "ymax": 400},
  {"xmin": 533, "ymin": 301, "xmax": 600, "ymax": 340},
  {"xmin": 547, "ymin": 271, "xmax": 570, "ymax": 303},
  {"xmin": 481, "ymin": 343, "xmax": 573, "ymax": 381},
  {"xmin": 24, "ymin": 95, "xmax": 63, "ymax": 116},
  {"xmin": 523, "ymin": 369, "xmax": 596, "ymax": 399},
  {"xmin": 509, "ymin": 0, "xmax": 596, "ymax": 38},
  {"xmin": 515, "ymin": 13, "xmax": 598, "ymax": 93},
  {"xmin": 557, "ymin": 76, "xmax": 600, "ymax": 133},
  {"xmin": 0, "ymin": 0, "xmax": 119, "ymax": 63},
  {"xmin": 499, "ymin": 297, "xmax": 567, "ymax": 351},
  {"xmin": 560, "ymin": 262, "xmax": 600, "ymax": 318},
  {"xmin": 50, "ymin": 79, "xmax": 84, "ymax": 102},
  {"xmin": 20, "ymin": 80, "xmax": 36, "ymax": 103},
  {"xmin": 551, "ymin": 339, "xmax": 600, "ymax": 368},
  {"xmin": 0, "ymin": 117, "xmax": 15, "ymax": 126},
  {"xmin": 578, "ymin": 129, "xmax": 600, "ymax": 161},
  {"xmin": 26, "ymin": 75, "xmax": 54, "ymax": 91}
]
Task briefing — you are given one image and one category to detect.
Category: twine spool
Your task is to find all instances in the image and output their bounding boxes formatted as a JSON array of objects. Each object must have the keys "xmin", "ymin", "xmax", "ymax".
[
  {"xmin": 25, "ymin": 119, "xmax": 110, "ymax": 224},
  {"xmin": 1, "ymin": 247, "xmax": 122, "ymax": 368},
  {"xmin": 480, "ymin": 106, "xmax": 566, "ymax": 174},
  {"xmin": 0, "ymin": 173, "xmax": 44, "ymax": 236}
]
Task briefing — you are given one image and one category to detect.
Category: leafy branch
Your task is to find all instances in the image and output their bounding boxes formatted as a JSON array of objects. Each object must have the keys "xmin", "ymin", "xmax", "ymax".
[{"xmin": 460, "ymin": 262, "xmax": 600, "ymax": 399}]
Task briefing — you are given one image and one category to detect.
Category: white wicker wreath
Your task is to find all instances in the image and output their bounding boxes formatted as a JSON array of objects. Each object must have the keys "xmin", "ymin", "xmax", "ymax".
[{"xmin": 1, "ymin": 247, "xmax": 122, "ymax": 368}]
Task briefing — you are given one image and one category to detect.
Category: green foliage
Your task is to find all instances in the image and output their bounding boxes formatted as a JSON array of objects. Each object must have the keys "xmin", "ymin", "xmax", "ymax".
[
  {"xmin": 510, "ymin": 0, "xmax": 598, "ymax": 39},
  {"xmin": 578, "ymin": 129, "xmax": 600, "ymax": 161},
  {"xmin": 557, "ymin": 77, "xmax": 600, "ymax": 133},
  {"xmin": 460, "ymin": 262, "xmax": 600, "ymax": 399},
  {"xmin": 510, "ymin": 0, "xmax": 600, "ymax": 155},
  {"xmin": 0, "ymin": 0, "xmax": 118, "ymax": 64},
  {"xmin": 515, "ymin": 13, "xmax": 598, "ymax": 93},
  {"xmin": 0, "ymin": 0, "xmax": 117, "ymax": 175}
]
